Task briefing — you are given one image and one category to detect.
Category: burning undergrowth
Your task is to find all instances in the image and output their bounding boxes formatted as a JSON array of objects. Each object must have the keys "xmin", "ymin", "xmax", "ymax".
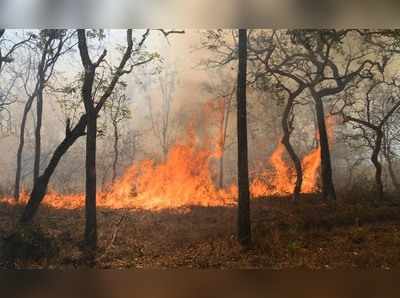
[{"xmin": 2, "ymin": 106, "xmax": 336, "ymax": 211}]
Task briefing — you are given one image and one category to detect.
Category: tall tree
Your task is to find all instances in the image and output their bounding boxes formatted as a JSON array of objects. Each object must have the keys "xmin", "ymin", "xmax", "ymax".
[
  {"xmin": 237, "ymin": 29, "xmax": 251, "ymax": 246},
  {"xmin": 145, "ymin": 66, "xmax": 178, "ymax": 161},
  {"xmin": 19, "ymin": 29, "xmax": 183, "ymax": 252},
  {"xmin": 14, "ymin": 29, "xmax": 71, "ymax": 200}
]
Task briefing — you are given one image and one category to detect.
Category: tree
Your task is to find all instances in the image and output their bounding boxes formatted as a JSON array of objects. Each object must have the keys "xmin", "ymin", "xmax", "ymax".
[
  {"xmin": 0, "ymin": 30, "xmax": 33, "ymax": 137},
  {"xmin": 237, "ymin": 29, "xmax": 251, "ymax": 246},
  {"xmin": 337, "ymin": 79, "xmax": 400, "ymax": 199},
  {"xmin": 248, "ymin": 29, "xmax": 388, "ymax": 200},
  {"xmin": 104, "ymin": 82, "xmax": 131, "ymax": 182},
  {"xmin": 19, "ymin": 29, "xmax": 183, "ymax": 252},
  {"xmin": 13, "ymin": 29, "xmax": 72, "ymax": 200},
  {"xmin": 145, "ymin": 66, "xmax": 178, "ymax": 161},
  {"xmin": 203, "ymin": 70, "xmax": 235, "ymax": 188},
  {"xmin": 19, "ymin": 29, "xmax": 152, "ymax": 225}
]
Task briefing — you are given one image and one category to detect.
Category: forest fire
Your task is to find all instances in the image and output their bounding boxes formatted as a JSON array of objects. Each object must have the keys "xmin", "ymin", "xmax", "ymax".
[{"xmin": 5, "ymin": 116, "xmax": 335, "ymax": 211}]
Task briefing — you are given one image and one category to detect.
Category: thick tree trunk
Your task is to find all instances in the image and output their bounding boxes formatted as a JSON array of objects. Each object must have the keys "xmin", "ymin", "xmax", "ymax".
[
  {"xmin": 237, "ymin": 29, "xmax": 251, "ymax": 246},
  {"xmin": 111, "ymin": 121, "xmax": 119, "ymax": 183},
  {"xmin": 33, "ymin": 86, "xmax": 44, "ymax": 184},
  {"xmin": 372, "ymin": 131, "xmax": 384, "ymax": 200},
  {"xmin": 313, "ymin": 93, "xmax": 336, "ymax": 200},
  {"xmin": 20, "ymin": 115, "xmax": 87, "ymax": 223},
  {"xmin": 84, "ymin": 112, "xmax": 97, "ymax": 250},
  {"xmin": 14, "ymin": 94, "xmax": 36, "ymax": 200},
  {"xmin": 281, "ymin": 98, "xmax": 302, "ymax": 201}
]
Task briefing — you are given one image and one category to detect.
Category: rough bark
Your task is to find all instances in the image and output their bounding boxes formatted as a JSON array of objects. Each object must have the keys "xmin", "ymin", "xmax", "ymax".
[
  {"xmin": 33, "ymin": 84, "xmax": 44, "ymax": 184},
  {"xmin": 237, "ymin": 29, "xmax": 251, "ymax": 246},
  {"xmin": 312, "ymin": 92, "xmax": 336, "ymax": 201}
]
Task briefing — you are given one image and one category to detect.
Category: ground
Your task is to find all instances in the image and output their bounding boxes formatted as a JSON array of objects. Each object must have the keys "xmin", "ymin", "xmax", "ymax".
[{"xmin": 1, "ymin": 194, "xmax": 400, "ymax": 269}]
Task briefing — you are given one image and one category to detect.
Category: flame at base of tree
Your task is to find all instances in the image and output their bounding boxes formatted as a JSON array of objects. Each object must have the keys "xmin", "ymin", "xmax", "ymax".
[
  {"xmin": 4, "ymin": 114, "xmax": 335, "ymax": 211},
  {"xmin": 250, "ymin": 143, "xmax": 321, "ymax": 197}
]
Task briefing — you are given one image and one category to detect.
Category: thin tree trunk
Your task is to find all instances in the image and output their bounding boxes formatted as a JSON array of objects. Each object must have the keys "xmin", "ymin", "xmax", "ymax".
[
  {"xmin": 111, "ymin": 121, "xmax": 119, "ymax": 183},
  {"xmin": 372, "ymin": 131, "xmax": 384, "ymax": 200},
  {"xmin": 14, "ymin": 93, "xmax": 36, "ymax": 200},
  {"xmin": 237, "ymin": 28, "xmax": 251, "ymax": 246},
  {"xmin": 313, "ymin": 93, "xmax": 336, "ymax": 200},
  {"xmin": 281, "ymin": 97, "xmax": 302, "ymax": 201},
  {"xmin": 218, "ymin": 154, "xmax": 224, "ymax": 189},
  {"xmin": 33, "ymin": 85, "xmax": 44, "ymax": 184},
  {"xmin": 84, "ymin": 112, "xmax": 97, "ymax": 251},
  {"xmin": 218, "ymin": 93, "xmax": 232, "ymax": 189},
  {"xmin": 20, "ymin": 115, "xmax": 87, "ymax": 223}
]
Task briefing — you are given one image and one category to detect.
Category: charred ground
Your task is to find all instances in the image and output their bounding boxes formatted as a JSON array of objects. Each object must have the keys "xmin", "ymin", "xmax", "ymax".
[{"xmin": 1, "ymin": 191, "xmax": 400, "ymax": 269}]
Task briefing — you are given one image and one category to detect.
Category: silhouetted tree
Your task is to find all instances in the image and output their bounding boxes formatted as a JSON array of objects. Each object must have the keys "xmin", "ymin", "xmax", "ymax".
[
  {"xmin": 337, "ymin": 79, "xmax": 400, "ymax": 200},
  {"xmin": 237, "ymin": 29, "xmax": 251, "ymax": 246}
]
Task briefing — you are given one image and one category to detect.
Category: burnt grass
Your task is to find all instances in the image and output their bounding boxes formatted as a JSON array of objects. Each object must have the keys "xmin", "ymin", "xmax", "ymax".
[{"xmin": 1, "ymin": 193, "xmax": 400, "ymax": 269}]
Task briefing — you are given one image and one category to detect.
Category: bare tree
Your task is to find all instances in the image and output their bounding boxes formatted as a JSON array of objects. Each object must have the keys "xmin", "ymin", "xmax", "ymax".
[
  {"xmin": 104, "ymin": 82, "xmax": 131, "ymax": 182},
  {"xmin": 13, "ymin": 29, "xmax": 73, "ymax": 200},
  {"xmin": 203, "ymin": 71, "xmax": 235, "ymax": 188},
  {"xmin": 337, "ymin": 79, "xmax": 400, "ymax": 199},
  {"xmin": 19, "ymin": 29, "xmax": 183, "ymax": 253},
  {"xmin": 247, "ymin": 29, "xmax": 389, "ymax": 201},
  {"xmin": 145, "ymin": 66, "xmax": 178, "ymax": 161},
  {"xmin": 0, "ymin": 30, "xmax": 33, "ymax": 137}
]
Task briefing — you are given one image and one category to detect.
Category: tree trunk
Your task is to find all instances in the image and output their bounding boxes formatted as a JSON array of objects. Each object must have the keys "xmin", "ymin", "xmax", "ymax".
[
  {"xmin": 313, "ymin": 93, "xmax": 336, "ymax": 200},
  {"xmin": 20, "ymin": 115, "xmax": 87, "ymax": 223},
  {"xmin": 218, "ymin": 94, "xmax": 232, "ymax": 189},
  {"xmin": 33, "ymin": 85, "xmax": 44, "ymax": 184},
  {"xmin": 372, "ymin": 131, "xmax": 384, "ymax": 200},
  {"xmin": 14, "ymin": 94, "xmax": 36, "ymax": 200},
  {"xmin": 281, "ymin": 97, "xmax": 302, "ymax": 201},
  {"xmin": 111, "ymin": 121, "xmax": 119, "ymax": 183},
  {"xmin": 236, "ymin": 29, "xmax": 251, "ymax": 246},
  {"xmin": 218, "ymin": 154, "xmax": 224, "ymax": 189},
  {"xmin": 84, "ymin": 112, "xmax": 97, "ymax": 250}
]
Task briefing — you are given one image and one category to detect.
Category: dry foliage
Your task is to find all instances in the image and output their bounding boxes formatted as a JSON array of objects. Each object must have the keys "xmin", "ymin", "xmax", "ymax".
[{"xmin": 1, "ymin": 193, "xmax": 400, "ymax": 269}]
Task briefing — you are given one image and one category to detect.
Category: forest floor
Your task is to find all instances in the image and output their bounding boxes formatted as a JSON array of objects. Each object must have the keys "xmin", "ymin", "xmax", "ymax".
[{"xmin": 1, "ymin": 193, "xmax": 400, "ymax": 269}]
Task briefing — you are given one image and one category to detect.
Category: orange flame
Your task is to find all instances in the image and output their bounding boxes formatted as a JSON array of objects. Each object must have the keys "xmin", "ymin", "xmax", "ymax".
[{"xmin": 3, "ymin": 110, "xmax": 336, "ymax": 210}]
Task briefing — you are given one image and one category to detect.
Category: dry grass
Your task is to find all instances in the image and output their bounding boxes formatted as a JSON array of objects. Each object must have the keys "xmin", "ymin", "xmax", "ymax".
[{"xmin": 1, "ymin": 193, "xmax": 400, "ymax": 269}]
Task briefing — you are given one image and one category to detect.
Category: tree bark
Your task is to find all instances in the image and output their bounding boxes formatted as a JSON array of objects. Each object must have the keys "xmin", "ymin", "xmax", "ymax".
[
  {"xmin": 236, "ymin": 29, "xmax": 251, "ymax": 246},
  {"xmin": 20, "ymin": 115, "xmax": 87, "ymax": 223},
  {"xmin": 84, "ymin": 112, "xmax": 97, "ymax": 250},
  {"xmin": 111, "ymin": 121, "xmax": 119, "ymax": 183},
  {"xmin": 281, "ymin": 97, "xmax": 302, "ymax": 201},
  {"xmin": 218, "ymin": 93, "xmax": 232, "ymax": 189},
  {"xmin": 33, "ymin": 85, "xmax": 44, "ymax": 184},
  {"xmin": 372, "ymin": 131, "xmax": 384, "ymax": 200},
  {"xmin": 312, "ymin": 92, "xmax": 336, "ymax": 200}
]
